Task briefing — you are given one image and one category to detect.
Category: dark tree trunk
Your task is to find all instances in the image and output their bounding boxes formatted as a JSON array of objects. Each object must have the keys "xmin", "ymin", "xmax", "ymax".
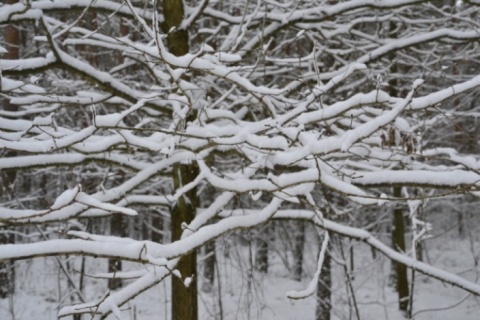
[
  {"xmin": 458, "ymin": 208, "xmax": 464, "ymax": 238},
  {"xmin": 108, "ymin": 214, "xmax": 124, "ymax": 290},
  {"xmin": 201, "ymin": 240, "xmax": 216, "ymax": 293},
  {"xmin": 315, "ymin": 238, "xmax": 331, "ymax": 320},
  {"xmin": 390, "ymin": 186, "xmax": 409, "ymax": 313},
  {"xmin": 142, "ymin": 214, "xmax": 150, "ymax": 240},
  {"xmin": 0, "ymin": 231, "xmax": 15, "ymax": 299},
  {"xmin": 150, "ymin": 212, "xmax": 164, "ymax": 243},
  {"xmin": 162, "ymin": 0, "xmax": 189, "ymax": 57},
  {"xmin": 385, "ymin": 20, "xmax": 410, "ymax": 313},
  {"xmin": 162, "ymin": 1, "xmax": 198, "ymax": 319},
  {"xmin": 118, "ymin": 17, "xmax": 129, "ymax": 64},
  {"xmin": 79, "ymin": 12, "xmax": 98, "ymax": 66},
  {"xmin": 415, "ymin": 194, "xmax": 424, "ymax": 262},
  {"xmin": 0, "ymin": 0, "xmax": 20, "ymax": 298},
  {"xmin": 350, "ymin": 245, "xmax": 355, "ymax": 281},
  {"xmin": 293, "ymin": 221, "xmax": 305, "ymax": 281},
  {"xmin": 171, "ymin": 163, "xmax": 198, "ymax": 320},
  {"xmin": 316, "ymin": 190, "xmax": 334, "ymax": 319},
  {"xmin": 255, "ymin": 225, "xmax": 269, "ymax": 273}
]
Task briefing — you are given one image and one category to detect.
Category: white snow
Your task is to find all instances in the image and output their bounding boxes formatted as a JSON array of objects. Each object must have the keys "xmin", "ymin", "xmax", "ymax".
[{"xmin": 50, "ymin": 185, "xmax": 80, "ymax": 210}]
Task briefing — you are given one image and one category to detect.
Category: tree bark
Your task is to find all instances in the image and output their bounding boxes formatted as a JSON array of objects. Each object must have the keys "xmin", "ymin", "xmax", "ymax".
[
  {"xmin": 315, "ymin": 237, "xmax": 331, "ymax": 320},
  {"xmin": 293, "ymin": 221, "xmax": 305, "ymax": 281},
  {"xmin": 385, "ymin": 20, "xmax": 409, "ymax": 313},
  {"xmin": 161, "ymin": 1, "xmax": 198, "ymax": 318},
  {"xmin": 108, "ymin": 214, "xmax": 124, "ymax": 290},
  {"xmin": 201, "ymin": 240, "xmax": 216, "ymax": 293},
  {"xmin": 151, "ymin": 212, "xmax": 164, "ymax": 243},
  {"xmin": 391, "ymin": 186, "xmax": 409, "ymax": 312},
  {"xmin": 79, "ymin": 12, "xmax": 98, "ymax": 66},
  {"xmin": 0, "ymin": 0, "xmax": 20, "ymax": 298},
  {"xmin": 171, "ymin": 163, "xmax": 198, "ymax": 320},
  {"xmin": 162, "ymin": 0, "xmax": 189, "ymax": 57},
  {"xmin": 255, "ymin": 224, "xmax": 269, "ymax": 273},
  {"xmin": 316, "ymin": 191, "xmax": 333, "ymax": 320}
]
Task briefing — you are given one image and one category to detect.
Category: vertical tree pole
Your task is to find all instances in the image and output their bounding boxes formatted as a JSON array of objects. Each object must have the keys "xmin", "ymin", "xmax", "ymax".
[
  {"xmin": 293, "ymin": 221, "xmax": 305, "ymax": 281},
  {"xmin": 108, "ymin": 214, "xmax": 124, "ymax": 290},
  {"xmin": 386, "ymin": 19, "xmax": 409, "ymax": 313},
  {"xmin": 163, "ymin": 0, "xmax": 189, "ymax": 57},
  {"xmin": 201, "ymin": 240, "xmax": 216, "ymax": 293},
  {"xmin": 200, "ymin": 179, "xmax": 216, "ymax": 293},
  {"xmin": 316, "ymin": 191, "xmax": 333, "ymax": 320},
  {"xmin": 392, "ymin": 186, "xmax": 409, "ymax": 312},
  {"xmin": 162, "ymin": 1, "xmax": 198, "ymax": 319},
  {"xmin": 0, "ymin": 0, "xmax": 20, "ymax": 299},
  {"xmin": 315, "ymin": 235, "xmax": 331, "ymax": 320},
  {"xmin": 255, "ymin": 224, "xmax": 269, "ymax": 273},
  {"xmin": 171, "ymin": 164, "xmax": 199, "ymax": 320}
]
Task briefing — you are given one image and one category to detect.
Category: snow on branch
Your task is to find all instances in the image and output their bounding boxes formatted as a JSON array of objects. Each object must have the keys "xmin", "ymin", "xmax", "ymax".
[
  {"xmin": 353, "ymin": 170, "xmax": 480, "ymax": 189},
  {"xmin": 272, "ymin": 210, "xmax": 480, "ymax": 297},
  {"xmin": 1, "ymin": 0, "xmax": 480, "ymax": 318},
  {"xmin": 287, "ymin": 231, "xmax": 330, "ymax": 300}
]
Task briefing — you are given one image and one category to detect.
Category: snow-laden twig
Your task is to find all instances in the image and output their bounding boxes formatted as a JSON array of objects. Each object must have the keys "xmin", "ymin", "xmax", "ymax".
[
  {"xmin": 287, "ymin": 231, "xmax": 330, "ymax": 299},
  {"xmin": 51, "ymin": 185, "xmax": 81, "ymax": 210}
]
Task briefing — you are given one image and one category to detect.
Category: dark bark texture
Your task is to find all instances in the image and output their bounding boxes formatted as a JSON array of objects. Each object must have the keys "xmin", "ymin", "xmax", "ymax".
[
  {"xmin": 162, "ymin": 1, "xmax": 199, "ymax": 319},
  {"xmin": 255, "ymin": 225, "xmax": 269, "ymax": 273},
  {"xmin": 0, "ymin": 0, "xmax": 20, "ymax": 298},
  {"xmin": 108, "ymin": 214, "xmax": 125, "ymax": 290},
  {"xmin": 315, "ymin": 239, "xmax": 331, "ymax": 320},
  {"xmin": 391, "ymin": 186, "xmax": 409, "ymax": 312},
  {"xmin": 293, "ymin": 221, "xmax": 305, "ymax": 281},
  {"xmin": 171, "ymin": 163, "xmax": 199, "ymax": 320}
]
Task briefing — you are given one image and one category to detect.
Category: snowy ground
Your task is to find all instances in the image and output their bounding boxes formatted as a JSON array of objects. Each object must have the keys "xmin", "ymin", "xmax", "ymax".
[{"xmin": 1, "ymin": 227, "xmax": 480, "ymax": 320}]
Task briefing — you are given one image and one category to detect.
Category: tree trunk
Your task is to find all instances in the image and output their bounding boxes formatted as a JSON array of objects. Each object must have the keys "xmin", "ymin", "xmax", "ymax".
[
  {"xmin": 108, "ymin": 214, "xmax": 124, "ymax": 290},
  {"xmin": 350, "ymin": 245, "xmax": 355, "ymax": 281},
  {"xmin": 142, "ymin": 214, "xmax": 150, "ymax": 240},
  {"xmin": 390, "ymin": 186, "xmax": 409, "ymax": 313},
  {"xmin": 385, "ymin": 19, "xmax": 410, "ymax": 312},
  {"xmin": 458, "ymin": 208, "xmax": 464, "ymax": 238},
  {"xmin": 293, "ymin": 221, "xmax": 305, "ymax": 281},
  {"xmin": 255, "ymin": 224, "xmax": 269, "ymax": 273},
  {"xmin": 162, "ymin": 1, "xmax": 198, "ymax": 319},
  {"xmin": 316, "ymin": 191, "xmax": 334, "ymax": 320},
  {"xmin": 0, "ymin": 232, "xmax": 14, "ymax": 298},
  {"xmin": 151, "ymin": 212, "xmax": 164, "ymax": 243},
  {"xmin": 171, "ymin": 163, "xmax": 198, "ymax": 320},
  {"xmin": 201, "ymin": 240, "xmax": 216, "ymax": 293},
  {"xmin": 0, "ymin": 0, "xmax": 20, "ymax": 298},
  {"xmin": 79, "ymin": 12, "xmax": 98, "ymax": 66},
  {"xmin": 315, "ymin": 237, "xmax": 331, "ymax": 320}
]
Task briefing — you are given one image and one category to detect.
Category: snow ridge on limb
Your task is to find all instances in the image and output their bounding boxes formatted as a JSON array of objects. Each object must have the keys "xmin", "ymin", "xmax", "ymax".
[
  {"xmin": 57, "ymin": 260, "xmax": 177, "ymax": 319},
  {"xmin": 272, "ymin": 210, "xmax": 480, "ymax": 297},
  {"xmin": 353, "ymin": 170, "xmax": 480, "ymax": 189},
  {"xmin": 0, "ymin": 0, "xmax": 154, "ymax": 24},
  {"xmin": 0, "ymin": 198, "xmax": 283, "ymax": 264},
  {"xmin": 341, "ymin": 79, "xmax": 423, "ymax": 152},
  {"xmin": 287, "ymin": 231, "xmax": 330, "ymax": 300},
  {"xmin": 410, "ymin": 73, "xmax": 480, "ymax": 110}
]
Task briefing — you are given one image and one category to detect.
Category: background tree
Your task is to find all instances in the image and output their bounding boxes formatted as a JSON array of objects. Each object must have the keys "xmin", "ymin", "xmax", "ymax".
[{"xmin": 0, "ymin": 0, "xmax": 20, "ymax": 299}]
